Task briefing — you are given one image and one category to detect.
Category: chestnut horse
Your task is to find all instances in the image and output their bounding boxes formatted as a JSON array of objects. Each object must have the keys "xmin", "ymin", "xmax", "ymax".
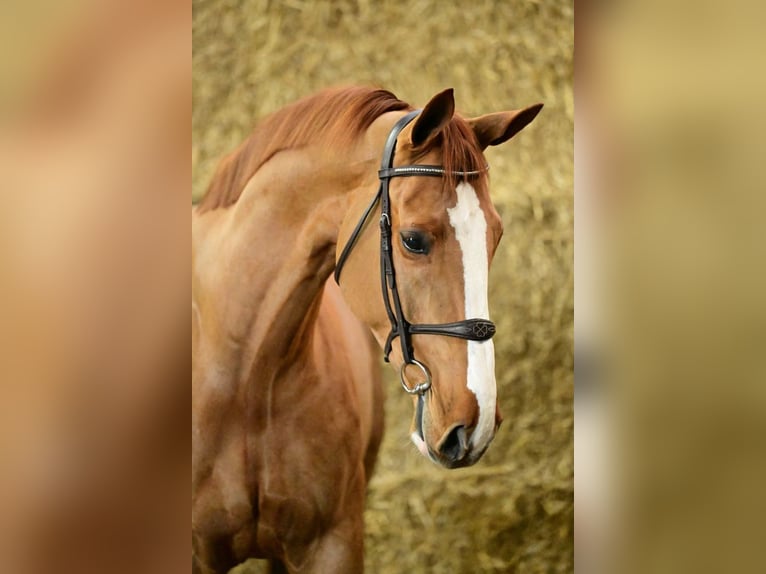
[{"xmin": 192, "ymin": 86, "xmax": 541, "ymax": 573}]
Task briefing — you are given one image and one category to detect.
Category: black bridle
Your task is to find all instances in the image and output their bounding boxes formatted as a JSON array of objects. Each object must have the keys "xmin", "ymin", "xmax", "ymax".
[{"xmin": 334, "ymin": 110, "xmax": 496, "ymax": 395}]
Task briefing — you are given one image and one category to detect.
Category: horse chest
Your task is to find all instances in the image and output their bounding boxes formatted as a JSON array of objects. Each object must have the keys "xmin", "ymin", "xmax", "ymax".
[{"xmin": 253, "ymin": 371, "xmax": 366, "ymax": 536}]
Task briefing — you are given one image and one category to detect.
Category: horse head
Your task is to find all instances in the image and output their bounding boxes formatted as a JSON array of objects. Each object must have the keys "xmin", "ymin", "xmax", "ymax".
[{"xmin": 337, "ymin": 88, "xmax": 542, "ymax": 468}]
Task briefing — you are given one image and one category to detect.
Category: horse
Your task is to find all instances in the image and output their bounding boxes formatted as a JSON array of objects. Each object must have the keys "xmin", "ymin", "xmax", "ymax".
[{"xmin": 192, "ymin": 86, "xmax": 542, "ymax": 573}]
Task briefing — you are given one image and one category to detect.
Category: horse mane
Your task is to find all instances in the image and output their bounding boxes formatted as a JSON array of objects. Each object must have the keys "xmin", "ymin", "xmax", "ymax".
[{"xmin": 196, "ymin": 86, "xmax": 485, "ymax": 213}]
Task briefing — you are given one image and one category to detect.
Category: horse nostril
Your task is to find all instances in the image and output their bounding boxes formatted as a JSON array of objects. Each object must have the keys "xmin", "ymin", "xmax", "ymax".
[{"xmin": 438, "ymin": 425, "xmax": 469, "ymax": 462}]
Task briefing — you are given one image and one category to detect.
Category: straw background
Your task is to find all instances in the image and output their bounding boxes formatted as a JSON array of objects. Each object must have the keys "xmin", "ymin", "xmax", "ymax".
[{"xmin": 193, "ymin": 0, "xmax": 573, "ymax": 572}]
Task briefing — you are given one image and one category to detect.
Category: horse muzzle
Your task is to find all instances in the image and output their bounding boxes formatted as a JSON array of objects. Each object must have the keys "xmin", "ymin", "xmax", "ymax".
[{"xmin": 412, "ymin": 398, "xmax": 498, "ymax": 469}]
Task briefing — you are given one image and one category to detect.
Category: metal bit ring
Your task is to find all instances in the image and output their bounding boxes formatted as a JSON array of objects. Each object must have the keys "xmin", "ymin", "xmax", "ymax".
[{"xmin": 399, "ymin": 359, "xmax": 432, "ymax": 395}]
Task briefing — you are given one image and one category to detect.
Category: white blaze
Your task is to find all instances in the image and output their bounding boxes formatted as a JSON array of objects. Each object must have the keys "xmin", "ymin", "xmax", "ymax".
[{"xmin": 447, "ymin": 182, "xmax": 497, "ymax": 449}]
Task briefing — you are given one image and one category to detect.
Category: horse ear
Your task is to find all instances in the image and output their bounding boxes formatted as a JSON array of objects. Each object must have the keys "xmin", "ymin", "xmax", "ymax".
[
  {"xmin": 467, "ymin": 103, "xmax": 543, "ymax": 150},
  {"xmin": 410, "ymin": 88, "xmax": 455, "ymax": 149}
]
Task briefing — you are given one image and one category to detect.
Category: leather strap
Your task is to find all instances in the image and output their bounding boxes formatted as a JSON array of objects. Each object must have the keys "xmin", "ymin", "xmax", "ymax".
[
  {"xmin": 334, "ymin": 109, "xmax": 496, "ymax": 392},
  {"xmin": 334, "ymin": 110, "xmax": 421, "ymax": 284},
  {"xmin": 378, "ymin": 165, "xmax": 487, "ymax": 179},
  {"xmin": 333, "ymin": 187, "xmax": 382, "ymax": 284},
  {"xmin": 409, "ymin": 319, "xmax": 496, "ymax": 340}
]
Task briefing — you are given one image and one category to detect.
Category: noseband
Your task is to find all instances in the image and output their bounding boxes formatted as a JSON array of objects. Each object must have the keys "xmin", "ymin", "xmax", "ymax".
[{"xmin": 334, "ymin": 110, "xmax": 496, "ymax": 396}]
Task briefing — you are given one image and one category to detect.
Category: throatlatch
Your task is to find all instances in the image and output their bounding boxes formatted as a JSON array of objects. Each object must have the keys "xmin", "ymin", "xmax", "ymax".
[{"xmin": 334, "ymin": 110, "xmax": 495, "ymax": 395}]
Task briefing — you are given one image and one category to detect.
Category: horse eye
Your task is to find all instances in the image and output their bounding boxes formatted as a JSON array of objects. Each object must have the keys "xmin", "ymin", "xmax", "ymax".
[{"xmin": 400, "ymin": 231, "xmax": 430, "ymax": 255}]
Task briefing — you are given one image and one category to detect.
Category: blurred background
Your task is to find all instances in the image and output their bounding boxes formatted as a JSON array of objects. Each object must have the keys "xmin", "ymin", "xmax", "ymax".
[
  {"xmin": 576, "ymin": 1, "xmax": 766, "ymax": 573},
  {"xmin": 1, "ymin": 1, "xmax": 188, "ymax": 573},
  {"xmin": 193, "ymin": 1, "xmax": 573, "ymax": 572}
]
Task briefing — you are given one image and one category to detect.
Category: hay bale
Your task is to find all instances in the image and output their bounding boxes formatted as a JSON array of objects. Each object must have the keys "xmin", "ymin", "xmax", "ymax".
[{"xmin": 194, "ymin": 0, "xmax": 573, "ymax": 571}]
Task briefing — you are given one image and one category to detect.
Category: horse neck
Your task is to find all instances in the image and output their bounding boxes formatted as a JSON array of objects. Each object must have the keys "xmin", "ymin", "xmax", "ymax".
[{"xmin": 192, "ymin": 146, "xmax": 373, "ymax": 390}]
